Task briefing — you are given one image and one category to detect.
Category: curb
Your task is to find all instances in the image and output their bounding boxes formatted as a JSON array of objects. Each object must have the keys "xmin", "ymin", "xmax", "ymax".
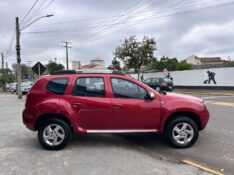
[
  {"xmin": 175, "ymin": 91, "xmax": 234, "ymax": 96},
  {"xmin": 182, "ymin": 159, "xmax": 224, "ymax": 175}
]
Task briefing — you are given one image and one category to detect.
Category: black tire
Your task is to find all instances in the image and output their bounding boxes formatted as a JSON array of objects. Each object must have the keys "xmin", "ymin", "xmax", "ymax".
[
  {"xmin": 38, "ymin": 118, "xmax": 72, "ymax": 150},
  {"xmin": 164, "ymin": 116, "xmax": 199, "ymax": 148}
]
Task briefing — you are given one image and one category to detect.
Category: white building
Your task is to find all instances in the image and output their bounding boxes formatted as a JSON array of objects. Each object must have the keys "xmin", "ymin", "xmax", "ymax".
[{"xmin": 72, "ymin": 61, "xmax": 81, "ymax": 70}]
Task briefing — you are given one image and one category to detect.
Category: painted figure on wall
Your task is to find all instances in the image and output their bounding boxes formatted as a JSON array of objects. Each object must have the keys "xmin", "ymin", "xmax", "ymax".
[{"xmin": 204, "ymin": 71, "xmax": 216, "ymax": 84}]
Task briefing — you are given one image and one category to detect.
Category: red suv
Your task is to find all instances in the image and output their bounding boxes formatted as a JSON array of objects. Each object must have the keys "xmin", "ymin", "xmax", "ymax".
[{"xmin": 23, "ymin": 70, "xmax": 209, "ymax": 150}]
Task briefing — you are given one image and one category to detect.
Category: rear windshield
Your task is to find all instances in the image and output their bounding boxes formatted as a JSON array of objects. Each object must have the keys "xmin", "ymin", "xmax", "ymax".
[{"xmin": 47, "ymin": 78, "xmax": 69, "ymax": 94}]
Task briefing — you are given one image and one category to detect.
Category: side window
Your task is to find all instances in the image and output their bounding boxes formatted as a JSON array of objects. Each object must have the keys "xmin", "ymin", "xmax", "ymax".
[
  {"xmin": 144, "ymin": 79, "xmax": 151, "ymax": 83},
  {"xmin": 152, "ymin": 78, "xmax": 159, "ymax": 83},
  {"xmin": 111, "ymin": 78, "xmax": 147, "ymax": 100},
  {"xmin": 73, "ymin": 77, "xmax": 105, "ymax": 97},
  {"xmin": 47, "ymin": 78, "xmax": 69, "ymax": 95}
]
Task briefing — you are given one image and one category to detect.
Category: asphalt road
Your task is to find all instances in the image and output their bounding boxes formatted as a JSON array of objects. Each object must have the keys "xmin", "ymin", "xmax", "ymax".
[{"xmin": 0, "ymin": 93, "xmax": 233, "ymax": 175}]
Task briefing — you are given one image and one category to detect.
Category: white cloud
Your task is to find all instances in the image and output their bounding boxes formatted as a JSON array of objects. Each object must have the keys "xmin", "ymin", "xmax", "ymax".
[{"xmin": 181, "ymin": 21, "xmax": 234, "ymax": 44}]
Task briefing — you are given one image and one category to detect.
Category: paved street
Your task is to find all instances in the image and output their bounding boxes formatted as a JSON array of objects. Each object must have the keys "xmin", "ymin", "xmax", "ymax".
[{"xmin": 0, "ymin": 93, "xmax": 233, "ymax": 175}]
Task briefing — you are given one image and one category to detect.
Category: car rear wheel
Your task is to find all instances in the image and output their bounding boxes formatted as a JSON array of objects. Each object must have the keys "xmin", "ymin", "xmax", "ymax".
[
  {"xmin": 165, "ymin": 117, "xmax": 199, "ymax": 148},
  {"xmin": 38, "ymin": 119, "xmax": 72, "ymax": 150}
]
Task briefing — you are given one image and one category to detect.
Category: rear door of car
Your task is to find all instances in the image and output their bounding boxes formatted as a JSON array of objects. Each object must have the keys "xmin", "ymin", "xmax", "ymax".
[{"xmin": 65, "ymin": 75, "xmax": 113, "ymax": 130}]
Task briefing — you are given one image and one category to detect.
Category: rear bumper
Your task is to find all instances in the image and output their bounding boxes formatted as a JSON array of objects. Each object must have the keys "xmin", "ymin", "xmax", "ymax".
[{"xmin": 22, "ymin": 109, "xmax": 36, "ymax": 131}]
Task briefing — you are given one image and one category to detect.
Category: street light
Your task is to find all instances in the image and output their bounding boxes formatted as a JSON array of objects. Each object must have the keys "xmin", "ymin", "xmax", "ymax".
[{"xmin": 15, "ymin": 14, "xmax": 53, "ymax": 99}]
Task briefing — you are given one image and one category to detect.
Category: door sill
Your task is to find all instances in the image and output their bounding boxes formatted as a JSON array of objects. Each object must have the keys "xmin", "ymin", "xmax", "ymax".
[{"xmin": 86, "ymin": 129, "xmax": 158, "ymax": 133}]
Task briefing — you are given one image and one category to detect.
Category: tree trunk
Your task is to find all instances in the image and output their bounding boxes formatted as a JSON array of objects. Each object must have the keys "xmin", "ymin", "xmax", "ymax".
[
  {"xmin": 2, "ymin": 82, "xmax": 6, "ymax": 92},
  {"xmin": 137, "ymin": 68, "xmax": 141, "ymax": 81}
]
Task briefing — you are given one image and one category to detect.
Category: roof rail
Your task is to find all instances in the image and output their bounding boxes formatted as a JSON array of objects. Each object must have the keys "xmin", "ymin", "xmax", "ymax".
[
  {"xmin": 50, "ymin": 69, "xmax": 126, "ymax": 76},
  {"xmin": 50, "ymin": 70, "xmax": 76, "ymax": 75}
]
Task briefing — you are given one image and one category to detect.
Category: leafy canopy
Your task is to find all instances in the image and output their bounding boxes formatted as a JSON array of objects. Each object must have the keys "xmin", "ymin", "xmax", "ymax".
[
  {"xmin": 46, "ymin": 60, "xmax": 65, "ymax": 73},
  {"xmin": 114, "ymin": 36, "xmax": 156, "ymax": 73}
]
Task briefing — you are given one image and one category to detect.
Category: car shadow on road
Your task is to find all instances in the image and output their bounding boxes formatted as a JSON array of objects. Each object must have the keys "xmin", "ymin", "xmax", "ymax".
[{"xmin": 70, "ymin": 133, "xmax": 174, "ymax": 161}]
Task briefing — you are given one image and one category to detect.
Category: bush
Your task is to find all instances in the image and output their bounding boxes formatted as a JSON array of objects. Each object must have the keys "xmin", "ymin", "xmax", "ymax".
[{"xmin": 176, "ymin": 60, "xmax": 193, "ymax": 70}]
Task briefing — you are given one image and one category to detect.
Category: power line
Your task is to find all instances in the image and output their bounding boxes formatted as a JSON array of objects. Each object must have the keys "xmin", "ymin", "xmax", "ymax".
[
  {"xmin": 23, "ymin": 0, "xmax": 55, "ymax": 28},
  {"xmin": 22, "ymin": 0, "xmax": 232, "ymax": 36},
  {"xmin": 20, "ymin": 0, "xmax": 234, "ymax": 45},
  {"xmin": 79, "ymin": 0, "xmax": 234, "ymax": 43},
  {"xmin": 20, "ymin": 0, "xmax": 40, "ymax": 25}
]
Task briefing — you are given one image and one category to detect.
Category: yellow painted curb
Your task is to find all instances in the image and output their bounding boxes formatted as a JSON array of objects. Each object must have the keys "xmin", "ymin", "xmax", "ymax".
[
  {"xmin": 211, "ymin": 101, "xmax": 234, "ymax": 107},
  {"xmin": 182, "ymin": 159, "xmax": 224, "ymax": 175},
  {"xmin": 177, "ymin": 92, "xmax": 234, "ymax": 96}
]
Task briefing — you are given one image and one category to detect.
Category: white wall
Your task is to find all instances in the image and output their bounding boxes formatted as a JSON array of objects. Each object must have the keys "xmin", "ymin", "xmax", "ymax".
[{"xmin": 131, "ymin": 67, "xmax": 234, "ymax": 87}]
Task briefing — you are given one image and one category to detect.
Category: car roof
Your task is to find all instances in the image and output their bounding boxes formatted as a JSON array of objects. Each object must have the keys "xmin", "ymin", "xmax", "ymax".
[{"xmin": 50, "ymin": 69, "xmax": 126, "ymax": 76}]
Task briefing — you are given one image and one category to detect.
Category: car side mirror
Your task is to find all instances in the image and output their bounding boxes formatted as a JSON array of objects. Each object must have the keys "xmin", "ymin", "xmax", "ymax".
[{"xmin": 145, "ymin": 92, "xmax": 155, "ymax": 100}]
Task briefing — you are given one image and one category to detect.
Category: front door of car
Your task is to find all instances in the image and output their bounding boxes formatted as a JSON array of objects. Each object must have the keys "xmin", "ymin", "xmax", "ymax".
[
  {"xmin": 110, "ymin": 77, "xmax": 161, "ymax": 130},
  {"xmin": 68, "ymin": 76, "xmax": 113, "ymax": 130}
]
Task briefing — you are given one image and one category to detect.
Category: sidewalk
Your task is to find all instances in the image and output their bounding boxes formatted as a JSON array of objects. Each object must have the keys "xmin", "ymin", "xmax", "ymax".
[{"xmin": 174, "ymin": 89, "xmax": 234, "ymax": 96}]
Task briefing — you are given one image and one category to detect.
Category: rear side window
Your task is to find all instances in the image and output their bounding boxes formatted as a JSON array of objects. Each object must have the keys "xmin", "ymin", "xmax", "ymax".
[
  {"xmin": 73, "ymin": 77, "xmax": 105, "ymax": 97},
  {"xmin": 47, "ymin": 78, "xmax": 69, "ymax": 94}
]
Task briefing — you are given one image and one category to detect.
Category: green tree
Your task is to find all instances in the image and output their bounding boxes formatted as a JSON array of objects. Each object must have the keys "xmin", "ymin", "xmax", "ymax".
[
  {"xmin": 21, "ymin": 64, "xmax": 30, "ymax": 79},
  {"xmin": 46, "ymin": 60, "xmax": 65, "ymax": 74},
  {"xmin": 114, "ymin": 36, "xmax": 156, "ymax": 80},
  {"xmin": 107, "ymin": 59, "xmax": 121, "ymax": 70},
  {"xmin": 176, "ymin": 60, "xmax": 193, "ymax": 70},
  {"xmin": 0, "ymin": 68, "xmax": 15, "ymax": 91},
  {"xmin": 122, "ymin": 66, "xmax": 129, "ymax": 72},
  {"xmin": 112, "ymin": 59, "xmax": 121, "ymax": 70},
  {"xmin": 145, "ymin": 57, "xmax": 159, "ymax": 71},
  {"xmin": 230, "ymin": 60, "xmax": 234, "ymax": 66},
  {"xmin": 157, "ymin": 56, "xmax": 178, "ymax": 71},
  {"xmin": 11, "ymin": 64, "xmax": 30, "ymax": 79}
]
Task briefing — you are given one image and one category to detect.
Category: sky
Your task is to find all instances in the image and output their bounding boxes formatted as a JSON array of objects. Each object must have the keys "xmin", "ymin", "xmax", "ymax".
[{"xmin": 0, "ymin": 0, "xmax": 234, "ymax": 69}]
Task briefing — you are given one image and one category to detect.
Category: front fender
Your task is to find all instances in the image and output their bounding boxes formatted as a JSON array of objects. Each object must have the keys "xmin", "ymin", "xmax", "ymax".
[{"xmin": 158, "ymin": 99, "xmax": 206, "ymax": 132}]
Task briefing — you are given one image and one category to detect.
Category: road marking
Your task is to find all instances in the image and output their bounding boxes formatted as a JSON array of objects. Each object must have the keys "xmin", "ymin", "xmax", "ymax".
[
  {"xmin": 202, "ymin": 96, "xmax": 232, "ymax": 100},
  {"xmin": 204, "ymin": 100, "xmax": 212, "ymax": 104},
  {"xmin": 210, "ymin": 101, "xmax": 234, "ymax": 107},
  {"xmin": 182, "ymin": 159, "xmax": 224, "ymax": 175}
]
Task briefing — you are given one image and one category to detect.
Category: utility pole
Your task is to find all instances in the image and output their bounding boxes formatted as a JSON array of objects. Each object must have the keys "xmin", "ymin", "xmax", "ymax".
[
  {"xmin": 26, "ymin": 60, "xmax": 32, "ymax": 67},
  {"xmin": 1, "ymin": 53, "xmax": 6, "ymax": 92},
  {"xmin": 61, "ymin": 41, "xmax": 71, "ymax": 70},
  {"xmin": 16, "ymin": 17, "xmax": 22, "ymax": 99},
  {"xmin": 15, "ymin": 15, "xmax": 53, "ymax": 99},
  {"xmin": 1, "ymin": 53, "xmax": 4, "ymax": 70}
]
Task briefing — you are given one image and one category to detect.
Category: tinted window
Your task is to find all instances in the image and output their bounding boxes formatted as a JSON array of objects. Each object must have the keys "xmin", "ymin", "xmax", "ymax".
[
  {"xmin": 111, "ymin": 78, "xmax": 147, "ymax": 100},
  {"xmin": 144, "ymin": 79, "xmax": 151, "ymax": 83},
  {"xmin": 73, "ymin": 77, "xmax": 105, "ymax": 97},
  {"xmin": 47, "ymin": 78, "xmax": 69, "ymax": 94},
  {"xmin": 152, "ymin": 78, "xmax": 159, "ymax": 83},
  {"xmin": 163, "ymin": 78, "xmax": 173, "ymax": 82}
]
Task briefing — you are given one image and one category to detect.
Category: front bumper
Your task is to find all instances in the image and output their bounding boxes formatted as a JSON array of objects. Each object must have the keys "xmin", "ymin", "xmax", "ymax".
[{"xmin": 199, "ymin": 106, "xmax": 210, "ymax": 130}]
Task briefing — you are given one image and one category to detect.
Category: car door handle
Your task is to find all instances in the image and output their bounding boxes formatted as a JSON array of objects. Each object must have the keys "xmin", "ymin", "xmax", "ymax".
[{"xmin": 71, "ymin": 103, "xmax": 81, "ymax": 108}]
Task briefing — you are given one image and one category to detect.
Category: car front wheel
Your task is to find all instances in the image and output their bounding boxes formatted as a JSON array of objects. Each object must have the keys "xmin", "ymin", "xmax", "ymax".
[
  {"xmin": 38, "ymin": 119, "xmax": 72, "ymax": 150},
  {"xmin": 165, "ymin": 117, "xmax": 199, "ymax": 148}
]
